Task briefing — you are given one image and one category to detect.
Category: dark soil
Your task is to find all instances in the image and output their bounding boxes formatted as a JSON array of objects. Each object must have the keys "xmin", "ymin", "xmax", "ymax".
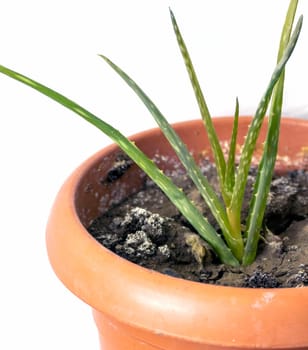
[{"xmin": 88, "ymin": 155, "xmax": 308, "ymax": 288}]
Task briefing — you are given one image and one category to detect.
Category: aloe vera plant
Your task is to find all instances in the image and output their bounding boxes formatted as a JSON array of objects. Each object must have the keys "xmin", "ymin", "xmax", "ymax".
[{"xmin": 0, "ymin": 0, "xmax": 303, "ymax": 266}]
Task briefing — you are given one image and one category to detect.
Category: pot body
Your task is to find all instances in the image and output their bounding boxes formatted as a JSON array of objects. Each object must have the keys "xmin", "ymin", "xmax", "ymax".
[{"xmin": 46, "ymin": 117, "xmax": 308, "ymax": 349}]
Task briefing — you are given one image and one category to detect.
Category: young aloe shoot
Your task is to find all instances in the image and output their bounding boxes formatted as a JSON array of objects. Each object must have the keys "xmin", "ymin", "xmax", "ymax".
[{"xmin": 0, "ymin": 0, "xmax": 303, "ymax": 266}]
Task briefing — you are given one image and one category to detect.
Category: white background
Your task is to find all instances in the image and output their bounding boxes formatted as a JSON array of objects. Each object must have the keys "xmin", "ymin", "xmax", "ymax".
[{"xmin": 0, "ymin": 1, "xmax": 307, "ymax": 349}]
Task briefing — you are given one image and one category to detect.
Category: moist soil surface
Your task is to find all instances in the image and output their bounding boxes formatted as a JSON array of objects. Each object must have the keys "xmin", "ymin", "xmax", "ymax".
[{"xmin": 88, "ymin": 157, "xmax": 308, "ymax": 288}]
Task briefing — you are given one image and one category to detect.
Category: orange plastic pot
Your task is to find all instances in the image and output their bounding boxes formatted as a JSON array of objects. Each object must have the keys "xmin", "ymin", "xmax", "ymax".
[{"xmin": 46, "ymin": 117, "xmax": 308, "ymax": 349}]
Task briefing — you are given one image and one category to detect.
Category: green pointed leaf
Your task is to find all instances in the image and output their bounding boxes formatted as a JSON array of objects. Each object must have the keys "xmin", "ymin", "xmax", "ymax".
[
  {"xmin": 224, "ymin": 97, "xmax": 239, "ymax": 200},
  {"xmin": 243, "ymin": 0, "xmax": 299, "ymax": 265},
  {"xmin": 169, "ymin": 9, "xmax": 229, "ymax": 204},
  {"xmin": 229, "ymin": 14, "xmax": 303, "ymax": 235}
]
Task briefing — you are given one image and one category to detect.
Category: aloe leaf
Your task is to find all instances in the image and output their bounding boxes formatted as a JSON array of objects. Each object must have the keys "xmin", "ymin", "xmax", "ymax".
[
  {"xmin": 224, "ymin": 97, "xmax": 239, "ymax": 200},
  {"xmin": 0, "ymin": 64, "xmax": 239, "ymax": 266},
  {"xmin": 100, "ymin": 55, "xmax": 243, "ymax": 260},
  {"xmin": 243, "ymin": 0, "xmax": 299, "ymax": 265},
  {"xmin": 169, "ymin": 9, "xmax": 229, "ymax": 203},
  {"xmin": 228, "ymin": 14, "xmax": 303, "ymax": 235}
]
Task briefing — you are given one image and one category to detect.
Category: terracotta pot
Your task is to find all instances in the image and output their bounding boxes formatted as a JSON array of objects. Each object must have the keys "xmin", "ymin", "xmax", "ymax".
[{"xmin": 46, "ymin": 117, "xmax": 308, "ymax": 349}]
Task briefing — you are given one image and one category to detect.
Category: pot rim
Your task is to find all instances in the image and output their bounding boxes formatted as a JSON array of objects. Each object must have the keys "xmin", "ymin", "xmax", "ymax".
[{"xmin": 46, "ymin": 117, "xmax": 308, "ymax": 348}]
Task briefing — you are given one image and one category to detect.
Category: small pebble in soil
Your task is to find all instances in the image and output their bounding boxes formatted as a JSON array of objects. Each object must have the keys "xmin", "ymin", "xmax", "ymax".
[
  {"xmin": 157, "ymin": 244, "xmax": 171, "ymax": 261},
  {"xmin": 244, "ymin": 269, "xmax": 280, "ymax": 288},
  {"xmin": 285, "ymin": 266, "xmax": 308, "ymax": 287},
  {"xmin": 161, "ymin": 267, "xmax": 182, "ymax": 278},
  {"xmin": 120, "ymin": 207, "xmax": 168, "ymax": 245},
  {"xmin": 124, "ymin": 231, "xmax": 156, "ymax": 257},
  {"xmin": 105, "ymin": 153, "xmax": 133, "ymax": 183}
]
